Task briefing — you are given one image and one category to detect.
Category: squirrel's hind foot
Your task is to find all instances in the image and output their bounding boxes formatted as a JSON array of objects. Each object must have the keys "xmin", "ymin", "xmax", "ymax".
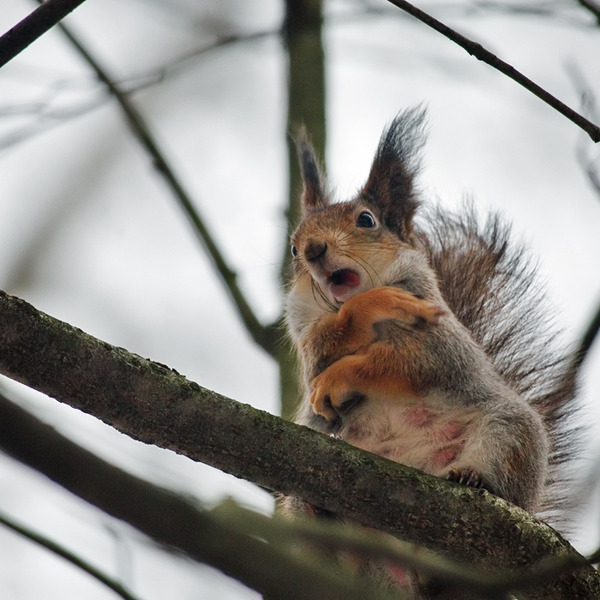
[{"xmin": 447, "ymin": 468, "xmax": 495, "ymax": 495}]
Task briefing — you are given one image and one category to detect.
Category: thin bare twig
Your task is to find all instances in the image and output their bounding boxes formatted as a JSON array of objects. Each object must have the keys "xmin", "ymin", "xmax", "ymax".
[
  {"xmin": 384, "ymin": 0, "xmax": 600, "ymax": 143},
  {"xmin": 0, "ymin": 512, "xmax": 141, "ymax": 600},
  {"xmin": 121, "ymin": 29, "xmax": 277, "ymax": 94},
  {"xmin": 37, "ymin": 6, "xmax": 275, "ymax": 356},
  {"xmin": 0, "ymin": 0, "xmax": 88, "ymax": 68}
]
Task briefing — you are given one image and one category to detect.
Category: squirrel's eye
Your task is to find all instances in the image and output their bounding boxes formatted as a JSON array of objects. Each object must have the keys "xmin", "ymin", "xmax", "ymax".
[
  {"xmin": 356, "ymin": 211, "xmax": 376, "ymax": 228},
  {"xmin": 291, "ymin": 244, "xmax": 298, "ymax": 258}
]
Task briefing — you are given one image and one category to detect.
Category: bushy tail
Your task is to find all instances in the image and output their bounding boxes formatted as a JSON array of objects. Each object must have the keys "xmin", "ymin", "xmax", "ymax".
[{"xmin": 419, "ymin": 204, "xmax": 581, "ymax": 527}]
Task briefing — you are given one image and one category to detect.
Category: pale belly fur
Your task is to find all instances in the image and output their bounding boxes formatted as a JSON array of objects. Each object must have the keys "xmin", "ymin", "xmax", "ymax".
[{"xmin": 335, "ymin": 391, "xmax": 481, "ymax": 477}]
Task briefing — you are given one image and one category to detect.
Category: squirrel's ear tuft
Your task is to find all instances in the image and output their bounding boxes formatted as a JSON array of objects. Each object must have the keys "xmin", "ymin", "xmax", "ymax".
[
  {"xmin": 361, "ymin": 107, "xmax": 427, "ymax": 240},
  {"xmin": 296, "ymin": 128, "xmax": 329, "ymax": 214}
]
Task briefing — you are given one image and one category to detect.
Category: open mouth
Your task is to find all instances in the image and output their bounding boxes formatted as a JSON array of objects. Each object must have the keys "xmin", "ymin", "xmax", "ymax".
[{"xmin": 328, "ymin": 269, "xmax": 361, "ymax": 302}]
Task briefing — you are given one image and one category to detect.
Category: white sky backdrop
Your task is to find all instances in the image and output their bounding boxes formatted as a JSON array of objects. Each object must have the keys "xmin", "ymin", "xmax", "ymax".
[{"xmin": 0, "ymin": 1, "xmax": 600, "ymax": 599}]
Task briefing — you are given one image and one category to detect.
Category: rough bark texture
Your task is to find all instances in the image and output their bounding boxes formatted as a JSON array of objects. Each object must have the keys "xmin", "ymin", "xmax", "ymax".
[
  {"xmin": 0, "ymin": 393, "xmax": 402, "ymax": 600},
  {"xmin": 0, "ymin": 290, "xmax": 598, "ymax": 598}
]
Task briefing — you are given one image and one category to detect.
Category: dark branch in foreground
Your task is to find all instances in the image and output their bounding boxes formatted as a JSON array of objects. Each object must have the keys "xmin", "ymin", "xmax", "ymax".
[
  {"xmin": 384, "ymin": 0, "xmax": 600, "ymax": 143},
  {"xmin": 216, "ymin": 500, "xmax": 592, "ymax": 598},
  {"xmin": 0, "ymin": 0, "xmax": 88, "ymax": 68},
  {"xmin": 0, "ymin": 290, "xmax": 599, "ymax": 598}
]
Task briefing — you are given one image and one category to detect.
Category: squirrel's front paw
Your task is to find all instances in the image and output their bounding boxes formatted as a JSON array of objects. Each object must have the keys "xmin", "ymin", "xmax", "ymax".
[
  {"xmin": 384, "ymin": 287, "xmax": 445, "ymax": 330},
  {"xmin": 345, "ymin": 286, "xmax": 445, "ymax": 332},
  {"xmin": 310, "ymin": 364, "xmax": 365, "ymax": 422}
]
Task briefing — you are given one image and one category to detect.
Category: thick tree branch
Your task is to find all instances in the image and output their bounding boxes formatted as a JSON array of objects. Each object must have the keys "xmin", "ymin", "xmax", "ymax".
[
  {"xmin": 0, "ymin": 393, "xmax": 590, "ymax": 600},
  {"xmin": 0, "ymin": 0, "xmax": 88, "ymax": 68},
  {"xmin": 0, "ymin": 290, "xmax": 599, "ymax": 598},
  {"xmin": 0, "ymin": 392, "xmax": 406, "ymax": 600},
  {"xmin": 384, "ymin": 0, "xmax": 600, "ymax": 143}
]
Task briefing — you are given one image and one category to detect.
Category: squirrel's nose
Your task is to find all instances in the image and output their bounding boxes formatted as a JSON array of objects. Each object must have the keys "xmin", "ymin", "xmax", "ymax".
[{"xmin": 304, "ymin": 240, "xmax": 327, "ymax": 262}]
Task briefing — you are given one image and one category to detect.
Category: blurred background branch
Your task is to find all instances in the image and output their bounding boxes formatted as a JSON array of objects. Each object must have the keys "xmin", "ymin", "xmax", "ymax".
[
  {"xmin": 0, "ymin": 511, "xmax": 140, "ymax": 600},
  {"xmin": 36, "ymin": 2, "xmax": 274, "ymax": 357},
  {"xmin": 578, "ymin": 0, "xmax": 600, "ymax": 24}
]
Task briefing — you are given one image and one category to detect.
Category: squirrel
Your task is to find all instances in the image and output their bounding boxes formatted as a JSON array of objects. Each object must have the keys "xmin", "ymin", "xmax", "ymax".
[{"xmin": 281, "ymin": 107, "xmax": 579, "ymax": 566}]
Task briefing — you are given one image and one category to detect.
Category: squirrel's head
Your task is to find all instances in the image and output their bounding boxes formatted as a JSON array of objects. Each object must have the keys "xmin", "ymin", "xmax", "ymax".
[{"xmin": 288, "ymin": 107, "xmax": 433, "ymax": 318}]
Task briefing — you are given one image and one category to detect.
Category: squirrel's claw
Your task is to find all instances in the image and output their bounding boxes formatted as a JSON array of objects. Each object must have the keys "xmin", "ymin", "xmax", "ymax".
[{"xmin": 447, "ymin": 468, "xmax": 495, "ymax": 495}]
